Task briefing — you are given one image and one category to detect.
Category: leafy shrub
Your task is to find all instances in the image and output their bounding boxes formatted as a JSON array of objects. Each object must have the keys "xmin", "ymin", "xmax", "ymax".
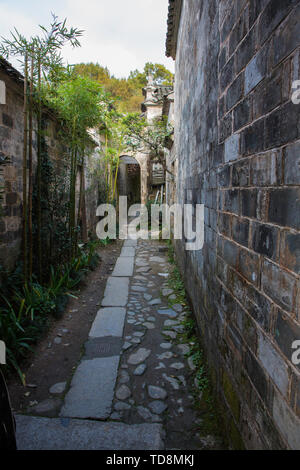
[{"xmin": 0, "ymin": 240, "xmax": 101, "ymax": 381}]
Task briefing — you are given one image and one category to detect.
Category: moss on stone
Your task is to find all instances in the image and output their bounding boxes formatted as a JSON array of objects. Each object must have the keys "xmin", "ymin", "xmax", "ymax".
[
  {"xmin": 229, "ymin": 417, "xmax": 245, "ymax": 450},
  {"xmin": 222, "ymin": 370, "xmax": 241, "ymax": 423}
]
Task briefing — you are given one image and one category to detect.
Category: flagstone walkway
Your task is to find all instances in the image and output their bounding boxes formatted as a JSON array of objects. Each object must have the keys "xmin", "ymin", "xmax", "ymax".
[{"xmin": 16, "ymin": 239, "xmax": 223, "ymax": 450}]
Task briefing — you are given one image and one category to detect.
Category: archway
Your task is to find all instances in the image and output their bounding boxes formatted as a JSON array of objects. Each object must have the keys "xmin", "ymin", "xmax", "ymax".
[{"xmin": 118, "ymin": 155, "xmax": 141, "ymax": 205}]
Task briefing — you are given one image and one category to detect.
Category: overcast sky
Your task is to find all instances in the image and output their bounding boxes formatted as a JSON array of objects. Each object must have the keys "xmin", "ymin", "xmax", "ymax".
[{"xmin": 0, "ymin": 0, "xmax": 174, "ymax": 78}]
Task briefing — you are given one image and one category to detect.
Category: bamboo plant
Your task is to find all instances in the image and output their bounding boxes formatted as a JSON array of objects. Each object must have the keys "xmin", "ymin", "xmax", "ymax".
[{"xmin": 0, "ymin": 14, "xmax": 83, "ymax": 283}]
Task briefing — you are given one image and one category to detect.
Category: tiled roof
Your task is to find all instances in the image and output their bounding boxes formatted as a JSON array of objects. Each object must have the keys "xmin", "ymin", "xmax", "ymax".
[
  {"xmin": 165, "ymin": 0, "xmax": 183, "ymax": 59},
  {"xmin": 0, "ymin": 57, "xmax": 24, "ymax": 84}
]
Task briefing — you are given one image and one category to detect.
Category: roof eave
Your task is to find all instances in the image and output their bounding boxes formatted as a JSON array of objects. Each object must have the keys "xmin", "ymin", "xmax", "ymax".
[{"xmin": 165, "ymin": 0, "xmax": 183, "ymax": 60}]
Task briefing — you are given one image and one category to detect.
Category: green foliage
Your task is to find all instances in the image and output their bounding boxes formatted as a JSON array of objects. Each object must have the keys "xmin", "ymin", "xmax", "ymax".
[
  {"xmin": 31, "ymin": 129, "xmax": 71, "ymax": 280},
  {"xmin": 98, "ymin": 237, "xmax": 111, "ymax": 247},
  {"xmin": 0, "ymin": 241, "xmax": 100, "ymax": 382},
  {"xmin": 49, "ymin": 74, "xmax": 109, "ymax": 139},
  {"xmin": 73, "ymin": 63, "xmax": 110, "ymax": 83},
  {"xmin": 73, "ymin": 61, "xmax": 174, "ymax": 113},
  {"xmin": 167, "ymin": 264, "xmax": 186, "ymax": 304},
  {"xmin": 73, "ymin": 62, "xmax": 142, "ymax": 112},
  {"xmin": 129, "ymin": 62, "xmax": 174, "ymax": 87},
  {"xmin": 121, "ymin": 113, "xmax": 174, "ymax": 174},
  {"xmin": 0, "ymin": 300, "xmax": 34, "ymax": 384},
  {"xmin": 165, "ymin": 257, "xmax": 225, "ymax": 440},
  {"xmin": 0, "ymin": 15, "xmax": 114, "ymax": 384},
  {"xmin": 0, "ymin": 13, "xmax": 83, "ymax": 77},
  {"xmin": 144, "ymin": 62, "xmax": 174, "ymax": 85},
  {"xmin": 41, "ymin": 69, "xmax": 114, "ymax": 255}
]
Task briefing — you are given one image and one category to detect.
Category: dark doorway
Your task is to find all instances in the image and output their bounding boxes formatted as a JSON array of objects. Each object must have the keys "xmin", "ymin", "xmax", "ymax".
[{"xmin": 118, "ymin": 156, "xmax": 141, "ymax": 205}]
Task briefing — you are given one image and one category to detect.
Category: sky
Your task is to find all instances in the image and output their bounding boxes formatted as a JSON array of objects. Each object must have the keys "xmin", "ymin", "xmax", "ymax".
[{"xmin": 0, "ymin": 0, "xmax": 174, "ymax": 78}]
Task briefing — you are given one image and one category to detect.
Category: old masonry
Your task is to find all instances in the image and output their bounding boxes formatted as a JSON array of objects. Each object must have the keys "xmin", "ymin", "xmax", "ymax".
[{"xmin": 1, "ymin": 0, "xmax": 300, "ymax": 451}]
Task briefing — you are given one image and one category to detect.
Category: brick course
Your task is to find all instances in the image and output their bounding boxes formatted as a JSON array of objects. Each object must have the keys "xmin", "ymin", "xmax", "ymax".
[
  {"xmin": 170, "ymin": 0, "xmax": 300, "ymax": 449},
  {"xmin": 0, "ymin": 64, "xmax": 103, "ymax": 270}
]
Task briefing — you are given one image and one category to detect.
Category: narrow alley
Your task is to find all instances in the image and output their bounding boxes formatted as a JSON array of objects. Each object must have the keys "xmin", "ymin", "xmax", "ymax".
[
  {"xmin": 1, "ymin": 0, "xmax": 300, "ymax": 453},
  {"xmin": 15, "ymin": 238, "xmax": 224, "ymax": 450}
]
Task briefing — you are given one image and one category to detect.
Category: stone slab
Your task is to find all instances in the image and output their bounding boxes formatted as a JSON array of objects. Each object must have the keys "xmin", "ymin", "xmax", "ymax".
[
  {"xmin": 84, "ymin": 337, "xmax": 123, "ymax": 359},
  {"xmin": 15, "ymin": 415, "xmax": 164, "ymax": 450},
  {"xmin": 101, "ymin": 277, "xmax": 129, "ymax": 307},
  {"xmin": 123, "ymin": 239, "xmax": 138, "ymax": 247},
  {"xmin": 120, "ymin": 246, "xmax": 135, "ymax": 257},
  {"xmin": 89, "ymin": 307, "xmax": 126, "ymax": 337},
  {"xmin": 112, "ymin": 257, "xmax": 134, "ymax": 276},
  {"xmin": 60, "ymin": 356, "xmax": 120, "ymax": 419}
]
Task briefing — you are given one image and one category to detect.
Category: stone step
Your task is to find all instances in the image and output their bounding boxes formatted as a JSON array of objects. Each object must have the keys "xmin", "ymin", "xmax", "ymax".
[
  {"xmin": 123, "ymin": 239, "xmax": 138, "ymax": 247},
  {"xmin": 15, "ymin": 415, "xmax": 164, "ymax": 450},
  {"xmin": 89, "ymin": 307, "xmax": 126, "ymax": 338},
  {"xmin": 60, "ymin": 356, "xmax": 120, "ymax": 419},
  {"xmin": 101, "ymin": 276, "xmax": 129, "ymax": 307},
  {"xmin": 112, "ymin": 256, "xmax": 134, "ymax": 276},
  {"xmin": 120, "ymin": 246, "xmax": 135, "ymax": 257}
]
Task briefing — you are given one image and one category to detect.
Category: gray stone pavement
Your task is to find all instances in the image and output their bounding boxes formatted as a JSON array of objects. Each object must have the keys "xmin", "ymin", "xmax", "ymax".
[
  {"xmin": 89, "ymin": 307, "xmax": 126, "ymax": 337},
  {"xmin": 16, "ymin": 415, "xmax": 164, "ymax": 450},
  {"xmin": 112, "ymin": 257, "xmax": 134, "ymax": 276},
  {"xmin": 16, "ymin": 238, "xmax": 222, "ymax": 450},
  {"xmin": 60, "ymin": 356, "xmax": 120, "ymax": 419}
]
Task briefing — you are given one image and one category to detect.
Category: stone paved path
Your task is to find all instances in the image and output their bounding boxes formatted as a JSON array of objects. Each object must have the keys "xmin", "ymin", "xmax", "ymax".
[{"xmin": 16, "ymin": 239, "xmax": 222, "ymax": 450}]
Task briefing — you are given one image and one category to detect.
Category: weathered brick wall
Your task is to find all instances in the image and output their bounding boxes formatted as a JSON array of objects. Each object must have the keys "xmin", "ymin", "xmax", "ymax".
[
  {"xmin": 0, "ymin": 66, "xmax": 103, "ymax": 270},
  {"xmin": 0, "ymin": 70, "xmax": 35, "ymax": 270},
  {"xmin": 173, "ymin": 0, "xmax": 300, "ymax": 449}
]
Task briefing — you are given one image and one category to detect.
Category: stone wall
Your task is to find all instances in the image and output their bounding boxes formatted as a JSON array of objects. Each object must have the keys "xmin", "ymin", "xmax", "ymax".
[
  {"xmin": 170, "ymin": 0, "xmax": 300, "ymax": 449},
  {"xmin": 0, "ymin": 68, "xmax": 34, "ymax": 270},
  {"xmin": 0, "ymin": 62, "xmax": 103, "ymax": 270}
]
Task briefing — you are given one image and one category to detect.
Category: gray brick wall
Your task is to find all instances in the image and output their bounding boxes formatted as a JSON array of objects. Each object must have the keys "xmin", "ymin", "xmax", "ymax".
[
  {"xmin": 0, "ymin": 71, "xmax": 33, "ymax": 269},
  {"xmin": 173, "ymin": 0, "xmax": 300, "ymax": 449}
]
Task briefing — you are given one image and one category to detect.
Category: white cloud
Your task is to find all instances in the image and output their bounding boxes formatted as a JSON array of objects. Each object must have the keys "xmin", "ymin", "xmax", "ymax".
[{"xmin": 0, "ymin": 0, "xmax": 174, "ymax": 77}]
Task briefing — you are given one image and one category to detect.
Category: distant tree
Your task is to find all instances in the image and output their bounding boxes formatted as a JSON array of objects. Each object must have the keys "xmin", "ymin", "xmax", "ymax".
[
  {"xmin": 128, "ymin": 63, "xmax": 174, "ymax": 87},
  {"xmin": 73, "ymin": 62, "xmax": 174, "ymax": 113},
  {"xmin": 127, "ymin": 69, "xmax": 148, "ymax": 89},
  {"xmin": 144, "ymin": 62, "xmax": 174, "ymax": 85},
  {"xmin": 122, "ymin": 113, "xmax": 174, "ymax": 177},
  {"xmin": 73, "ymin": 62, "xmax": 110, "ymax": 84}
]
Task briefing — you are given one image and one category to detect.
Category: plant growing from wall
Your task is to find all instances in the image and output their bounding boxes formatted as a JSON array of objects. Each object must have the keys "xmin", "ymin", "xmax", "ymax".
[
  {"xmin": 0, "ymin": 14, "xmax": 83, "ymax": 283},
  {"xmin": 45, "ymin": 73, "xmax": 111, "ymax": 256}
]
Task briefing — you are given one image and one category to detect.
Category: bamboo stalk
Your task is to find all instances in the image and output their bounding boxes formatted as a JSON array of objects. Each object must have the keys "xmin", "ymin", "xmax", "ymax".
[
  {"xmin": 22, "ymin": 54, "xmax": 28, "ymax": 285},
  {"xmin": 80, "ymin": 166, "xmax": 88, "ymax": 243},
  {"xmin": 28, "ymin": 53, "xmax": 34, "ymax": 280},
  {"xmin": 37, "ymin": 57, "xmax": 42, "ymax": 281},
  {"xmin": 104, "ymin": 129, "xmax": 108, "ymax": 202},
  {"xmin": 72, "ymin": 147, "xmax": 78, "ymax": 256},
  {"xmin": 77, "ymin": 154, "xmax": 87, "ymax": 243},
  {"xmin": 69, "ymin": 118, "xmax": 76, "ymax": 259},
  {"xmin": 69, "ymin": 147, "xmax": 75, "ymax": 258},
  {"xmin": 69, "ymin": 143, "xmax": 78, "ymax": 258}
]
